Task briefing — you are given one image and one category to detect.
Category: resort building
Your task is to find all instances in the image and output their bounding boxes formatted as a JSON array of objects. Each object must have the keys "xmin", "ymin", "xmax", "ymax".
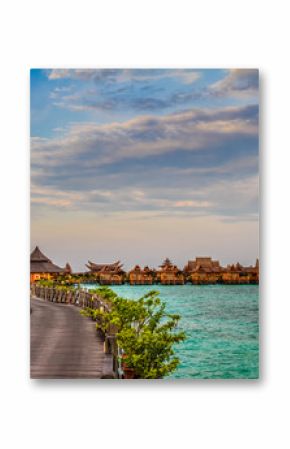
[
  {"xmin": 86, "ymin": 260, "xmax": 125, "ymax": 285},
  {"xmin": 157, "ymin": 258, "xmax": 184, "ymax": 285},
  {"xmin": 183, "ymin": 257, "xmax": 259, "ymax": 284},
  {"xmin": 30, "ymin": 246, "xmax": 66, "ymax": 283},
  {"xmin": 128, "ymin": 265, "xmax": 155, "ymax": 285},
  {"xmin": 30, "ymin": 249, "xmax": 259, "ymax": 285},
  {"xmin": 222, "ymin": 260, "xmax": 259, "ymax": 284},
  {"xmin": 184, "ymin": 257, "xmax": 223, "ymax": 284}
]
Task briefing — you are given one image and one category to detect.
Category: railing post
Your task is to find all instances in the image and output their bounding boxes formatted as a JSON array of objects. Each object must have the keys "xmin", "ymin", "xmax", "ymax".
[
  {"xmin": 66, "ymin": 290, "xmax": 71, "ymax": 304},
  {"xmin": 74, "ymin": 290, "xmax": 79, "ymax": 306},
  {"xmin": 30, "ymin": 284, "xmax": 36, "ymax": 297},
  {"xmin": 104, "ymin": 335, "xmax": 119, "ymax": 376},
  {"xmin": 71, "ymin": 290, "xmax": 76, "ymax": 304}
]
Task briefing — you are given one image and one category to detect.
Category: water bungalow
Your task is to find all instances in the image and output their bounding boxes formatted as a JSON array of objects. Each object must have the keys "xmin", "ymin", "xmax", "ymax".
[
  {"xmin": 184, "ymin": 257, "xmax": 222, "ymax": 284},
  {"xmin": 157, "ymin": 258, "xmax": 184, "ymax": 285},
  {"xmin": 86, "ymin": 260, "xmax": 125, "ymax": 285},
  {"xmin": 30, "ymin": 247, "xmax": 259, "ymax": 285},
  {"xmin": 128, "ymin": 265, "xmax": 155, "ymax": 285},
  {"xmin": 222, "ymin": 260, "xmax": 259, "ymax": 284},
  {"xmin": 30, "ymin": 246, "xmax": 67, "ymax": 283},
  {"xmin": 183, "ymin": 257, "xmax": 259, "ymax": 284}
]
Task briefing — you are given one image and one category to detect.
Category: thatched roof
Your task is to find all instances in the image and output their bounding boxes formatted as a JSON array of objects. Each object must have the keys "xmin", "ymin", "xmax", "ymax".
[
  {"xmin": 159, "ymin": 258, "xmax": 173, "ymax": 268},
  {"xmin": 86, "ymin": 260, "xmax": 124, "ymax": 273},
  {"xmin": 30, "ymin": 246, "xmax": 64, "ymax": 273},
  {"xmin": 130, "ymin": 265, "xmax": 141, "ymax": 272},
  {"xmin": 31, "ymin": 246, "xmax": 51, "ymax": 262},
  {"xmin": 129, "ymin": 265, "xmax": 154, "ymax": 274},
  {"xmin": 184, "ymin": 257, "xmax": 223, "ymax": 273}
]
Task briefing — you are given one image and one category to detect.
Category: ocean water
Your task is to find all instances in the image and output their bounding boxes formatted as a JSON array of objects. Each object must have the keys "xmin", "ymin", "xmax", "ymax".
[{"xmin": 85, "ymin": 284, "xmax": 259, "ymax": 379}]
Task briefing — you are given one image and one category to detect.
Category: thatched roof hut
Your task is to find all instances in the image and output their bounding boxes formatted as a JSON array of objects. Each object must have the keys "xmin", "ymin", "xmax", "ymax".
[{"xmin": 30, "ymin": 246, "xmax": 64, "ymax": 274}]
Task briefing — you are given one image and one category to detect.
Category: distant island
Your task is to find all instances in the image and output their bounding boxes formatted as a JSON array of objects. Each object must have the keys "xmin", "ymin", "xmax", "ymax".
[{"xmin": 30, "ymin": 246, "xmax": 259, "ymax": 285}]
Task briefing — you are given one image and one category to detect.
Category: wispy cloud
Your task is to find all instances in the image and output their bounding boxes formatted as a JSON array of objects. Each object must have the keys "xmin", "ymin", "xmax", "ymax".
[
  {"xmin": 47, "ymin": 69, "xmax": 203, "ymax": 114},
  {"xmin": 31, "ymin": 103, "xmax": 258, "ymax": 222},
  {"xmin": 45, "ymin": 69, "xmax": 258, "ymax": 115},
  {"xmin": 31, "ymin": 104, "xmax": 258, "ymax": 171},
  {"xmin": 210, "ymin": 69, "xmax": 259, "ymax": 97},
  {"xmin": 47, "ymin": 68, "xmax": 201, "ymax": 84}
]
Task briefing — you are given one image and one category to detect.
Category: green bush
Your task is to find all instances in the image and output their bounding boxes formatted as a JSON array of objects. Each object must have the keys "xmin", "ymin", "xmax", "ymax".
[
  {"xmin": 37, "ymin": 279, "xmax": 55, "ymax": 287},
  {"xmin": 86, "ymin": 287, "xmax": 186, "ymax": 378}
]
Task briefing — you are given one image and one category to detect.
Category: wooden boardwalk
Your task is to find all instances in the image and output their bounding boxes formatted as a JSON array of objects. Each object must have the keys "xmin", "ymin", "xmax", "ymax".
[{"xmin": 30, "ymin": 297, "xmax": 114, "ymax": 379}]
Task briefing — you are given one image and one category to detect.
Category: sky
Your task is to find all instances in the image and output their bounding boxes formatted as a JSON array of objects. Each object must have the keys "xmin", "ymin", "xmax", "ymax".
[{"xmin": 30, "ymin": 68, "xmax": 259, "ymax": 271}]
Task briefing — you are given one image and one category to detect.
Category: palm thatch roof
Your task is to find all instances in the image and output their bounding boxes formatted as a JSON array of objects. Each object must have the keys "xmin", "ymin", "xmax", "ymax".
[
  {"xmin": 30, "ymin": 246, "xmax": 64, "ymax": 273},
  {"xmin": 86, "ymin": 260, "xmax": 123, "ymax": 273}
]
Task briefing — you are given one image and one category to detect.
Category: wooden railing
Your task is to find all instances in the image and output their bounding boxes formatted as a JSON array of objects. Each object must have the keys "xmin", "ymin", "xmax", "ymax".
[{"xmin": 30, "ymin": 284, "xmax": 120, "ymax": 377}]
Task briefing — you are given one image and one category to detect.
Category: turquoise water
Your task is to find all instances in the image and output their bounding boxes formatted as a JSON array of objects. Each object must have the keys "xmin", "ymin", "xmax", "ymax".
[{"xmin": 85, "ymin": 284, "xmax": 259, "ymax": 379}]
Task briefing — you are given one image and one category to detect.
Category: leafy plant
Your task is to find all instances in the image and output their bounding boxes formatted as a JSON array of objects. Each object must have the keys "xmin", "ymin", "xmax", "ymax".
[
  {"xmin": 87, "ymin": 288, "xmax": 186, "ymax": 378},
  {"xmin": 37, "ymin": 279, "xmax": 55, "ymax": 287}
]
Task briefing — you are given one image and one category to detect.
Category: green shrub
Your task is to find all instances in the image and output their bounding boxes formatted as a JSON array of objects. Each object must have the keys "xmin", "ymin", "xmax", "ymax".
[{"xmin": 88, "ymin": 288, "xmax": 186, "ymax": 378}]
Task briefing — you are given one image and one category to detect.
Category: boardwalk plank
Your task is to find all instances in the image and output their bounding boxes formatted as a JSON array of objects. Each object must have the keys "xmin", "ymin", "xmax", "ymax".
[{"xmin": 30, "ymin": 297, "xmax": 113, "ymax": 379}]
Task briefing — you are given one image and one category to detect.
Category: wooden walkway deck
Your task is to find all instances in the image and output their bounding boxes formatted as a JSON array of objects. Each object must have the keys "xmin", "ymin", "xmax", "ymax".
[{"xmin": 30, "ymin": 297, "xmax": 114, "ymax": 379}]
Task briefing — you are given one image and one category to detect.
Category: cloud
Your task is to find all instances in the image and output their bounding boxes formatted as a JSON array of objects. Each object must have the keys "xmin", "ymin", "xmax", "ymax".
[
  {"xmin": 210, "ymin": 69, "xmax": 259, "ymax": 97},
  {"xmin": 47, "ymin": 68, "xmax": 200, "ymax": 85},
  {"xmin": 31, "ymin": 104, "xmax": 258, "ymax": 221},
  {"xmin": 47, "ymin": 69, "xmax": 115, "ymax": 81},
  {"xmin": 46, "ymin": 69, "xmax": 258, "ymax": 114},
  {"xmin": 31, "ymin": 104, "xmax": 258, "ymax": 170},
  {"xmin": 31, "ymin": 172, "xmax": 258, "ymax": 225},
  {"xmin": 46, "ymin": 69, "xmax": 203, "ymax": 114},
  {"xmin": 174, "ymin": 200, "xmax": 212, "ymax": 208}
]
